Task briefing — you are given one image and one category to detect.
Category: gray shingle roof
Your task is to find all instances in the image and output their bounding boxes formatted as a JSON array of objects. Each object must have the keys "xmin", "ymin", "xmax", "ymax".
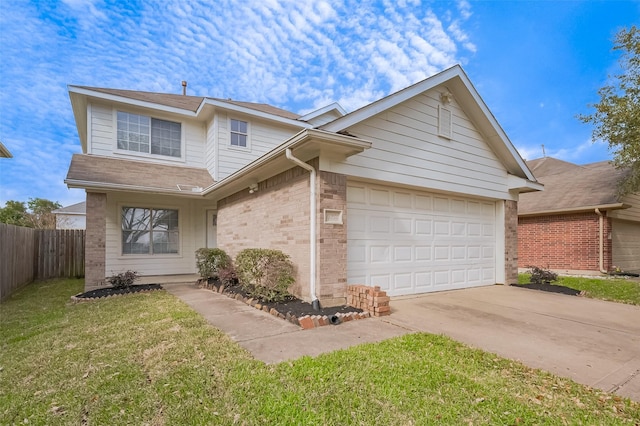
[
  {"xmin": 65, "ymin": 154, "xmax": 214, "ymax": 193},
  {"xmin": 518, "ymin": 158, "xmax": 629, "ymax": 215},
  {"xmin": 74, "ymin": 86, "xmax": 300, "ymax": 120}
]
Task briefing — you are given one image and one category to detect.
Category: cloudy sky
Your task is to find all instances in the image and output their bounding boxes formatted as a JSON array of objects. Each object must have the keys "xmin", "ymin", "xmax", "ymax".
[{"xmin": 0, "ymin": 0, "xmax": 638, "ymax": 207}]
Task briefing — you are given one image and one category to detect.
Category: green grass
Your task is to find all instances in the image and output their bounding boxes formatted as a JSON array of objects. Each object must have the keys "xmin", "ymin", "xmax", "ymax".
[
  {"xmin": 518, "ymin": 273, "xmax": 640, "ymax": 305},
  {"xmin": 2, "ymin": 279, "xmax": 639, "ymax": 425}
]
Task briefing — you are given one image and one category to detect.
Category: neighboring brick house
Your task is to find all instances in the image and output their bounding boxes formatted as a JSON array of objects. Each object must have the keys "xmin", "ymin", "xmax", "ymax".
[
  {"xmin": 518, "ymin": 157, "xmax": 640, "ymax": 275},
  {"xmin": 65, "ymin": 65, "xmax": 541, "ymax": 305}
]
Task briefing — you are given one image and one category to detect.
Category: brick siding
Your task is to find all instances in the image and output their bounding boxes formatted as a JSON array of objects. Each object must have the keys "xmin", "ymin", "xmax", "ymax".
[
  {"xmin": 217, "ymin": 162, "xmax": 350, "ymax": 306},
  {"xmin": 518, "ymin": 212, "xmax": 612, "ymax": 272},
  {"xmin": 85, "ymin": 192, "xmax": 107, "ymax": 290},
  {"xmin": 317, "ymin": 170, "xmax": 348, "ymax": 306},
  {"xmin": 504, "ymin": 200, "xmax": 518, "ymax": 284}
]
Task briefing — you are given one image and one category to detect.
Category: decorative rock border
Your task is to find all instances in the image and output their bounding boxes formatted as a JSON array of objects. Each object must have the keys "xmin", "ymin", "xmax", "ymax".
[{"xmin": 198, "ymin": 279, "xmax": 372, "ymax": 330}]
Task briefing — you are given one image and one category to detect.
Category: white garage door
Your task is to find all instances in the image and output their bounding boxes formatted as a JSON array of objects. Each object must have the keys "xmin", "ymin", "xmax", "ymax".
[
  {"xmin": 347, "ymin": 183, "xmax": 498, "ymax": 296},
  {"xmin": 612, "ymin": 219, "xmax": 640, "ymax": 273}
]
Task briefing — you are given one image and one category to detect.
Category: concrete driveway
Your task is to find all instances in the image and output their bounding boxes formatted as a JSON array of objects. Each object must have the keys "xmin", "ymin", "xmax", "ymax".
[
  {"xmin": 385, "ymin": 285, "xmax": 640, "ymax": 402},
  {"xmin": 166, "ymin": 283, "xmax": 640, "ymax": 402}
]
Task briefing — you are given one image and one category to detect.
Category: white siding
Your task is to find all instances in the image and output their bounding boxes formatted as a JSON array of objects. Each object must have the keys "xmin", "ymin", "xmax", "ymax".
[
  {"xmin": 87, "ymin": 101, "xmax": 206, "ymax": 168},
  {"xmin": 105, "ymin": 193, "xmax": 212, "ymax": 276},
  {"xmin": 216, "ymin": 111, "xmax": 301, "ymax": 180},
  {"xmin": 322, "ymin": 89, "xmax": 514, "ymax": 200}
]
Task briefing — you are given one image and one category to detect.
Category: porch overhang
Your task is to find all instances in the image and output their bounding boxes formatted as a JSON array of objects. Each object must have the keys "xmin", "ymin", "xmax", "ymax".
[{"xmin": 201, "ymin": 128, "xmax": 372, "ymax": 201}]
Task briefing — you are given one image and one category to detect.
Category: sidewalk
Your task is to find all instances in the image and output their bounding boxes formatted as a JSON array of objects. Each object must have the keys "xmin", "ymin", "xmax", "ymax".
[{"xmin": 164, "ymin": 283, "xmax": 410, "ymax": 364}]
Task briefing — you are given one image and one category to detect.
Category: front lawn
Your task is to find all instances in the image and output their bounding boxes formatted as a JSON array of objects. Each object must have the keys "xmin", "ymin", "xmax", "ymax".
[
  {"xmin": 518, "ymin": 273, "xmax": 640, "ymax": 305},
  {"xmin": 1, "ymin": 279, "xmax": 638, "ymax": 425}
]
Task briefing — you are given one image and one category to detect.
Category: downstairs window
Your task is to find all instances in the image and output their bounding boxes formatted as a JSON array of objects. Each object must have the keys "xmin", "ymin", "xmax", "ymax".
[{"xmin": 121, "ymin": 207, "xmax": 179, "ymax": 255}]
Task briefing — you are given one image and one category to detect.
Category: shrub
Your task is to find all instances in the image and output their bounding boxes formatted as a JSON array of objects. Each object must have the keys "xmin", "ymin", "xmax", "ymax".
[
  {"xmin": 195, "ymin": 248, "xmax": 231, "ymax": 279},
  {"xmin": 235, "ymin": 248, "xmax": 295, "ymax": 303},
  {"xmin": 526, "ymin": 266, "xmax": 558, "ymax": 285},
  {"xmin": 107, "ymin": 270, "xmax": 139, "ymax": 289}
]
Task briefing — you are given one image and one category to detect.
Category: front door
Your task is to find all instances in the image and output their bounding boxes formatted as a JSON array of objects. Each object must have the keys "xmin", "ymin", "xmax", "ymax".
[{"xmin": 206, "ymin": 210, "xmax": 217, "ymax": 248}]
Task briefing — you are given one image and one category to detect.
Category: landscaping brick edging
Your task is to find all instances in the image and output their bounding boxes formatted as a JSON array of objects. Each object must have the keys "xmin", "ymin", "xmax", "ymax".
[
  {"xmin": 347, "ymin": 285, "xmax": 391, "ymax": 316},
  {"xmin": 197, "ymin": 280, "xmax": 373, "ymax": 330}
]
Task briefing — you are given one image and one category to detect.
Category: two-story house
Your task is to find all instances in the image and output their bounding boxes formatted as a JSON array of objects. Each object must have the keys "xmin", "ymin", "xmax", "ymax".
[{"xmin": 65, "ymin": 65, "xmax": 542, "ymax": 306}]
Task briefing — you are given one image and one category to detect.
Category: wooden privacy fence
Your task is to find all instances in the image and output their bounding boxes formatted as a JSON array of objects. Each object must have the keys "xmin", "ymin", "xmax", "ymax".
[{"xmin": 0, "ymin": 224, "xmax": 85, "ymax": 301}]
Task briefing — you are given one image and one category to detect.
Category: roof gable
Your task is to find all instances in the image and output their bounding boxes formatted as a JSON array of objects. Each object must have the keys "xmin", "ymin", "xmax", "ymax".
[{"xmin": 320, "ymin": 65, "xmax": 535, "ymax": 181}]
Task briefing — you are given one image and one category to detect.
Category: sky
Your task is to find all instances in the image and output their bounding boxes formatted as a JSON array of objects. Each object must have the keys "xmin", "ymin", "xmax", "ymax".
[{"xmin": 0, "ymin": 0, "xmax": 638, "ymax": 208}]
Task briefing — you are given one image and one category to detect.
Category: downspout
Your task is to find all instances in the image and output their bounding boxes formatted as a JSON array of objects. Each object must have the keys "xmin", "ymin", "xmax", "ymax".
[
  {"xmin": 285, "ymin": 149, "xmax": 320, "ymax": 310},
  {"xmin": 595, "ymin": 208, "xmax": 607, "ymax": 273}
]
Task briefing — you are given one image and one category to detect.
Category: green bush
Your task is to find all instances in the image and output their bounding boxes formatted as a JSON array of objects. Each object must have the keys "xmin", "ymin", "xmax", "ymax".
[
  {"xmin": 526, "ymin": 265, "xmax": 558, "ymax": 285},
  {"xmin": 235, "ymin": 248, "xmax": 295, "ymax": 303},
  {"xmin": 195, "ymin": 248, "xmax": 231, "ymax": 279},
  {"xmin": 107, "ymin": 270, "xmax": 139, "ymax": 288}
]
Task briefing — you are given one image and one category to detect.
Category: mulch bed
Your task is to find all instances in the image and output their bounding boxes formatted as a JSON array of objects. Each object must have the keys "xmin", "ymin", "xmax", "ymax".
[
  {"xmin": 199, "ymin": 278, "xmax": 367, "ymax": 328},
  {"xmin": 512, "ymin": 282, "xmax": 582, "ymax": 296},
  {"xmin": 71, "ymin": 284, "xmax": 163, "ymax": 301},
  {"xmin": 202, "ymin": 280, "xmax": 363, "ymax": 317}
]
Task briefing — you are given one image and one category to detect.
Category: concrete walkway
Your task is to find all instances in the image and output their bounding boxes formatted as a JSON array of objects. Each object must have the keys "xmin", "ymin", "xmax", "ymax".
[
  {"xmin": 164, "ymin": 283, "xmax": 640, "ymax": 402},
  {"xmin": 164, "ymin": 284, "xmax": 410, "ymax": 364}
]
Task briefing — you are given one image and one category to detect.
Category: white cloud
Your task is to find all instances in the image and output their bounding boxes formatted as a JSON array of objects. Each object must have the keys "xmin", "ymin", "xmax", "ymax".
[{"xmin": 0, "ymin": 0, "xmax": 480, "ymax": 205}]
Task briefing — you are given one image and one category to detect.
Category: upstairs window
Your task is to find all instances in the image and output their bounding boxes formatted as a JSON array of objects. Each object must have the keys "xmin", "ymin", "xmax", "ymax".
[
  {"xmin": 230, "ymin": 119, "xmax": 248, "ymax": 148},
  {"xmin": 121, "ymin": 207, "xmax": 179, "ymax": 255},
  {"xmin": 117, "ymin": 112, "xmax": 182, "ymax": 158}
]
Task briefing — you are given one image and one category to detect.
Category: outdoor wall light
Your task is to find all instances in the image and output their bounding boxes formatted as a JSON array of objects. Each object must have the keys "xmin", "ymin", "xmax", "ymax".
[{"xmin": 248, "ymin": 183, "xmax": 259, "ymax": 194}]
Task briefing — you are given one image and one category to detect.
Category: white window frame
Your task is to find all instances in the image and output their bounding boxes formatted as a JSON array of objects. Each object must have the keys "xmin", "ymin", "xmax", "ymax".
[
  {"xmin": 119, "ymin": 205, "xmax": 181, "ymax": 256},
  {"xmin": 114, "ymin": 110, "xmax": 185, "ymax": 161},
  {"xmin": 229, "ymin": 118, "xmax": 250, "ymax": 150}
]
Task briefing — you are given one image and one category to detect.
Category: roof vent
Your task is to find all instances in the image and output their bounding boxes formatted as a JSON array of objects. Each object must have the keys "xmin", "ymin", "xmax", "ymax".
[{"xmin": 181, "ymin": 81, "xmax": 187, "ymax": 96}]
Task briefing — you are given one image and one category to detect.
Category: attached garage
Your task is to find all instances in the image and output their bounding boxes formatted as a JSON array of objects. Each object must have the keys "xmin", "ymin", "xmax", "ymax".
[
  {"xmin": 612, "ymin": 219, "xmax": 640, "ymax": 273},
  {"xmin": 347, "ymin": 182, "xmax": 499, "ymax": 296}
]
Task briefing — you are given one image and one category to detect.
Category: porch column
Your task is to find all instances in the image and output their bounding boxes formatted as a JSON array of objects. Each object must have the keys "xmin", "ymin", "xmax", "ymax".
[
  {"xmin": 504, "ymin": 199, "xmax": 518, "ymax": 284},
  {"xmin": 85, "ymin": 191, "xmax": 107, "ymax": 290}
]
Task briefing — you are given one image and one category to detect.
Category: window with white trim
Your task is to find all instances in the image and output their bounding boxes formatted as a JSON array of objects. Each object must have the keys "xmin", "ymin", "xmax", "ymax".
[
  {"xmin": 121, "ymin": 207, "xmax": 179, "ymax": 255},
  {"xmin": 230, "ymin": 118, "xmax": 248, "ymax": 148},
  {"xmin": 117, "ymin": 112, "xmax": 182, "ymax": 158}
]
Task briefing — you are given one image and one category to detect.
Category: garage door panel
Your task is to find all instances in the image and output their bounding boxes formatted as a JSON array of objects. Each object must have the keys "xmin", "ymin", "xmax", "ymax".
[
  {"xmin": 348, "ymin": 183, "xmax": 497, "ymax": 296},
  {"xmin": 612, "ymin": 220, "xmax": 640, "ymax": 272}
]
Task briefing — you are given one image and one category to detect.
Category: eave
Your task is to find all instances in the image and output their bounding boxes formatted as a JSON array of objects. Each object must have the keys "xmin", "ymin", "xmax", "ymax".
[
  {"xmin": 518, "ymin": 203, "xmax": 631, "ymax": 217},
  {"xmin": 201, "ymin": 128, "xmax": 372, "ymax": 201}
]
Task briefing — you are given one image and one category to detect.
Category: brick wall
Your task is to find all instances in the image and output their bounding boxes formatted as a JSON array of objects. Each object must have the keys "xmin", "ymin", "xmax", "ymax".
[
  {"xmin": 518, "ymin": 212, "xmax": 612, "ymax": 272},
  {"xmin": 504, "ymin": 200, "xmax": 518, "ymax": 284},
  {"xmin": 85, "ymin": 192, "xmax": 107, "ymax": 290},
  {"xmin": 317, "ymin": 171, "xmax": 348, "ymax": 306},
  {"xmin": 217, "ymin": 165, "xmax": 312, "ymax": 300}
]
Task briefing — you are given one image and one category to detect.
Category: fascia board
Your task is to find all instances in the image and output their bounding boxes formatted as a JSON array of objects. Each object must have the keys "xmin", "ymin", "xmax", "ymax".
[
  {"xmin": 67, "ymin": 86, "xmax": 198, "ymax": 117},
  {"xmin": 507, "ymin": 175, "xmax": 544, "ymax": 193},
  {"xmin": 298, "ymin": 102, "xmax": 347, "ymax": 121},
  {"xmin": 68, "ymin": 89, "xmax": 88, "ymax": 152},
  {"xmin": 197, "ymin": 98, "xmax": 312, "ymax": 129},
  {"xmin": 0, "ymin": 141, "xmax": 12, "ymax": 158},
  {"xmin": 518, "ymin": 203, "xmax": 630, "ymax": 217}
]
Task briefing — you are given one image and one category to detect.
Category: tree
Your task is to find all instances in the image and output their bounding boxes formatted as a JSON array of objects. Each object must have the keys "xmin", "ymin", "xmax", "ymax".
[
  {"xmin": 0, "ymin": 198, "xmax": 61, "ymax": 229},
  {"xmin": 0, "ymin": 200, "xmax": 29, "ymax": 227},
  {"xmin": 26, "ymin": 198, "xmax": 62, "ymax": 229},
  {"xmin": 579, "ymin": 26, "xmax": 640, "ymax": 195}
]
